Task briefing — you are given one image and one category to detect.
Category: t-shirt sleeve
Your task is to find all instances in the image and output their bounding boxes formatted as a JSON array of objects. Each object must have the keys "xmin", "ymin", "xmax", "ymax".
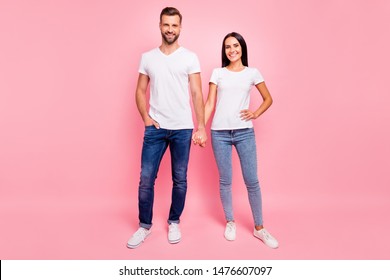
[
  {"xmin": 253, "ymin": 68, "xmax": 265, "ymax": 85},
  {"xmin": 138, "ymin": 54, "xmax": 148, "ymax": 76},
  {"xmin": 188, "ymin": 53, "xmax": 201, "ymax": 74},
  {"xmin": 209, "ymin": 68, "xmax": 219, "ymax": 85}
]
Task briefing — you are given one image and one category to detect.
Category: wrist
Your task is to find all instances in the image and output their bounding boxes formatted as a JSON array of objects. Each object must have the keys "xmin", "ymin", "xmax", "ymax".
[{"xmin": 141, "ymin": 113, "xmax": 150, "ymax": 121}]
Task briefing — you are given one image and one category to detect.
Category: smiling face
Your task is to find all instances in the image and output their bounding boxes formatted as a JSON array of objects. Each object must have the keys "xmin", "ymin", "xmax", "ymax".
[
  {"xmin": 224, "ymin": 36, "xmax": 242, "ymax": 64},
  {"xmin": 159, "ymin": 14, "xmax": 181, "ymax": 45}
]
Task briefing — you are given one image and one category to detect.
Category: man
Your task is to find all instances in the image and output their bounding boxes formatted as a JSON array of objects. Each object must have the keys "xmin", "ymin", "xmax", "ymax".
[{"xmin": 127, "ymin": 7, "xmax": 207, "ymax": 249}]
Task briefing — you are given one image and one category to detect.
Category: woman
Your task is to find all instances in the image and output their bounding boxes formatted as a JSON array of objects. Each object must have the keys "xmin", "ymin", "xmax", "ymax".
[{"xmin": 204, "ymin": 32, "xmax": 278, "ymax": 248}]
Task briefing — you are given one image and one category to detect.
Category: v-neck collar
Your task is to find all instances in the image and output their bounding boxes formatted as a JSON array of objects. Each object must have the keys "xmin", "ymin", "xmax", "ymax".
[{"xmin": 158, "ymin": 46, "xmax": 183, "ymax": 57}]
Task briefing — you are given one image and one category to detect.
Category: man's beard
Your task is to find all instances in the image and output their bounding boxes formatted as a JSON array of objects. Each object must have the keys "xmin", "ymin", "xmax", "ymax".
[{"xmin": 161, "ymin": 32, "xmax": 180, "ymax": 45}]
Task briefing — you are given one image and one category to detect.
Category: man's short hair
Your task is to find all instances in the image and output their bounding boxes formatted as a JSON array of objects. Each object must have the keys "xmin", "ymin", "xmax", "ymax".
[{"xmin": 160, "ymin": 7, "xmax": 182, "ymax": 23}]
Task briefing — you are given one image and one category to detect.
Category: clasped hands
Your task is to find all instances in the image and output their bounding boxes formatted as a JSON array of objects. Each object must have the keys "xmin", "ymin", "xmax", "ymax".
[{"xmin": 192, "ymin": 128, "xmax": 207, "ymax": 147}]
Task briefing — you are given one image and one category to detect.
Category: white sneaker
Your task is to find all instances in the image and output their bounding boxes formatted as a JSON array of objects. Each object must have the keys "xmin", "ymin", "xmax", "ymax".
[
  {"xmin": 168, "ymin": 223, "xmax": 181, "ymax": 244},
  {"xmin": 224, "ymin": 221, "xmax": 236, "ymax": 241},
  {"xmin": 253, "ymin": 228, "xmax": 279, "ymax": 249},
  {"xmin": 127, "ymin": 227, "xmax": 151, "ymax": 249}
]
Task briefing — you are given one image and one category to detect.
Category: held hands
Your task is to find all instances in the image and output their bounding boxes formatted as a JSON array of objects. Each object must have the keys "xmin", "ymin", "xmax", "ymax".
[
  {"xmin": 240, "ymin": 109, "xmax": 257, "ymax": 121},
  {"xmin": 192, "ymin": 128, "xmax": 207, "ymax": 148}
]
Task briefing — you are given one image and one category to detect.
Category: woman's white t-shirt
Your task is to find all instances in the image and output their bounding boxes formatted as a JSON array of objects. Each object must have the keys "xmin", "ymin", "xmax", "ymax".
[{"xmin": 209, "ymin": 67, "xmax": 264, "ymax": 130}]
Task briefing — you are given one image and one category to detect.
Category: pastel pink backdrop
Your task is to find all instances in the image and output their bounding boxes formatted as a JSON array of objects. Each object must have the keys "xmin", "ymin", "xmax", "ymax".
[{"xmin": 1, "ymin": 0, "xmax": 389, "ymax": 259}]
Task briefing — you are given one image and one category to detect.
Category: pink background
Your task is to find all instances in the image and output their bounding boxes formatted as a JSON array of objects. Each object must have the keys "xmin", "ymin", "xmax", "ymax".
[{"xmin": 1, "ymin": 0, "xmax": 389, "ymax": 259}]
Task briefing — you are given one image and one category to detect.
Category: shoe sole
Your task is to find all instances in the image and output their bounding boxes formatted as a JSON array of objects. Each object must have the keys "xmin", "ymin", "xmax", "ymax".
[
  {"xmin": 127, "ymin": 241, "xmax": 145, "ymax": 249},
  {"xmin": 168, "ymin": 238, "xmax": 181, "ymax": 244}
]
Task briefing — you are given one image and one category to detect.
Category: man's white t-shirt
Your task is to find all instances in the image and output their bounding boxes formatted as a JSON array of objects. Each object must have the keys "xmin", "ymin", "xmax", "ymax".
[
  {"xmin": 209, "ymin": 67, "xmax": 264, "ymax": 130},
  {"xmin": 138, "ymin": 47, "xmax": 201, "ymax": 129}
]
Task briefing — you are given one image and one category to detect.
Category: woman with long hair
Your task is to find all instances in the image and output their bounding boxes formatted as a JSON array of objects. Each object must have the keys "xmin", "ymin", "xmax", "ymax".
[{"xmin": 204, "ymin": 32, "xmax": 278, "ymax": 248}]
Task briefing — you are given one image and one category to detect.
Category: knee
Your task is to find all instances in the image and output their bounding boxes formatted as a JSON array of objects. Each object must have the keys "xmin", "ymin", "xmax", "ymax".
[
  {"xmin": 219, "ymin": 178, "xmax": 232, "ymax": 189},
  {"xmin": 245, "ymin": 180, "xmax": 260, "ymax": 192},
  {"xmin": 139, "ymin": 172, "xmax": 156, "ymax": 189},
  {"xmin": 172, "ymin": 165, "xmax": 188, "ymax": 183}
]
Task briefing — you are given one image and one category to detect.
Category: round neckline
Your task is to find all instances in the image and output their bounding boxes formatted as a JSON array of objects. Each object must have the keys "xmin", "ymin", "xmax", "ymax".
[{"xmin": 224, "ymin": 66, "xmax": 247, "ymax": 73}]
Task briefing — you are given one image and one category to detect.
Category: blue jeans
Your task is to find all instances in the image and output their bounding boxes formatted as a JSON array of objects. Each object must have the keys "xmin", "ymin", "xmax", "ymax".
[
  {"xmin": 138, "ymin": 126, "xmax": 193, "ymax": 229},
  {"xmin": 211, "ymin": 128, "xmax": 263, "ymax": 226}
]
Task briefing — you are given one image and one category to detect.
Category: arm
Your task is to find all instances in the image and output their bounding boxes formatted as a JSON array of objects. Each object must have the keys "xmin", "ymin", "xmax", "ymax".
[
  {"xmin": 189, "ymin": 72, "xmax": 207, "ymax": 147},
  {"xmin": 204, "ymin": 82, "xmax": 217, "ymax": 125},
  {"xmin": 135, "ymin": 73, "xmax": 159, "ymax": 128},
  {"xmin": 240, "ymin": 82, "xmax": 273, "ymax": 121}
]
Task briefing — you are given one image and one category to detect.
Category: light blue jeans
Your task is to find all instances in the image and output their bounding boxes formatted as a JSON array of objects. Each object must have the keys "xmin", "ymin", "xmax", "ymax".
[{"xmin": 211, "ymin": 128, "xmax": 263, "ymax": 226}]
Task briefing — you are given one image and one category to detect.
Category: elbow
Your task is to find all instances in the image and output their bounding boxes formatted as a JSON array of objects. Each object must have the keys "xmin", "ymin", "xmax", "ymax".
[{"xmin": 268, "ymin": 96, "xmax": 273, "ymax": 107}]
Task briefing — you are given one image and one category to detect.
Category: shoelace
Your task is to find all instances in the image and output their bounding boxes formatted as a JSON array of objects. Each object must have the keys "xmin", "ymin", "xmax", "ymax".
[
  {"xmin": 169, "ymin": 224, "xmax": 179, "ymax": 233},
  {"xmin": 134, "ymin": 228, "xmax": 148, "ymax": 239},
  {"xmin": 261, "ymin": 230, "xmax": 271, "ymax": 240},
  {"xmin": 226, "ymin": 223, "xmax": 235, "ymax": 232}
]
